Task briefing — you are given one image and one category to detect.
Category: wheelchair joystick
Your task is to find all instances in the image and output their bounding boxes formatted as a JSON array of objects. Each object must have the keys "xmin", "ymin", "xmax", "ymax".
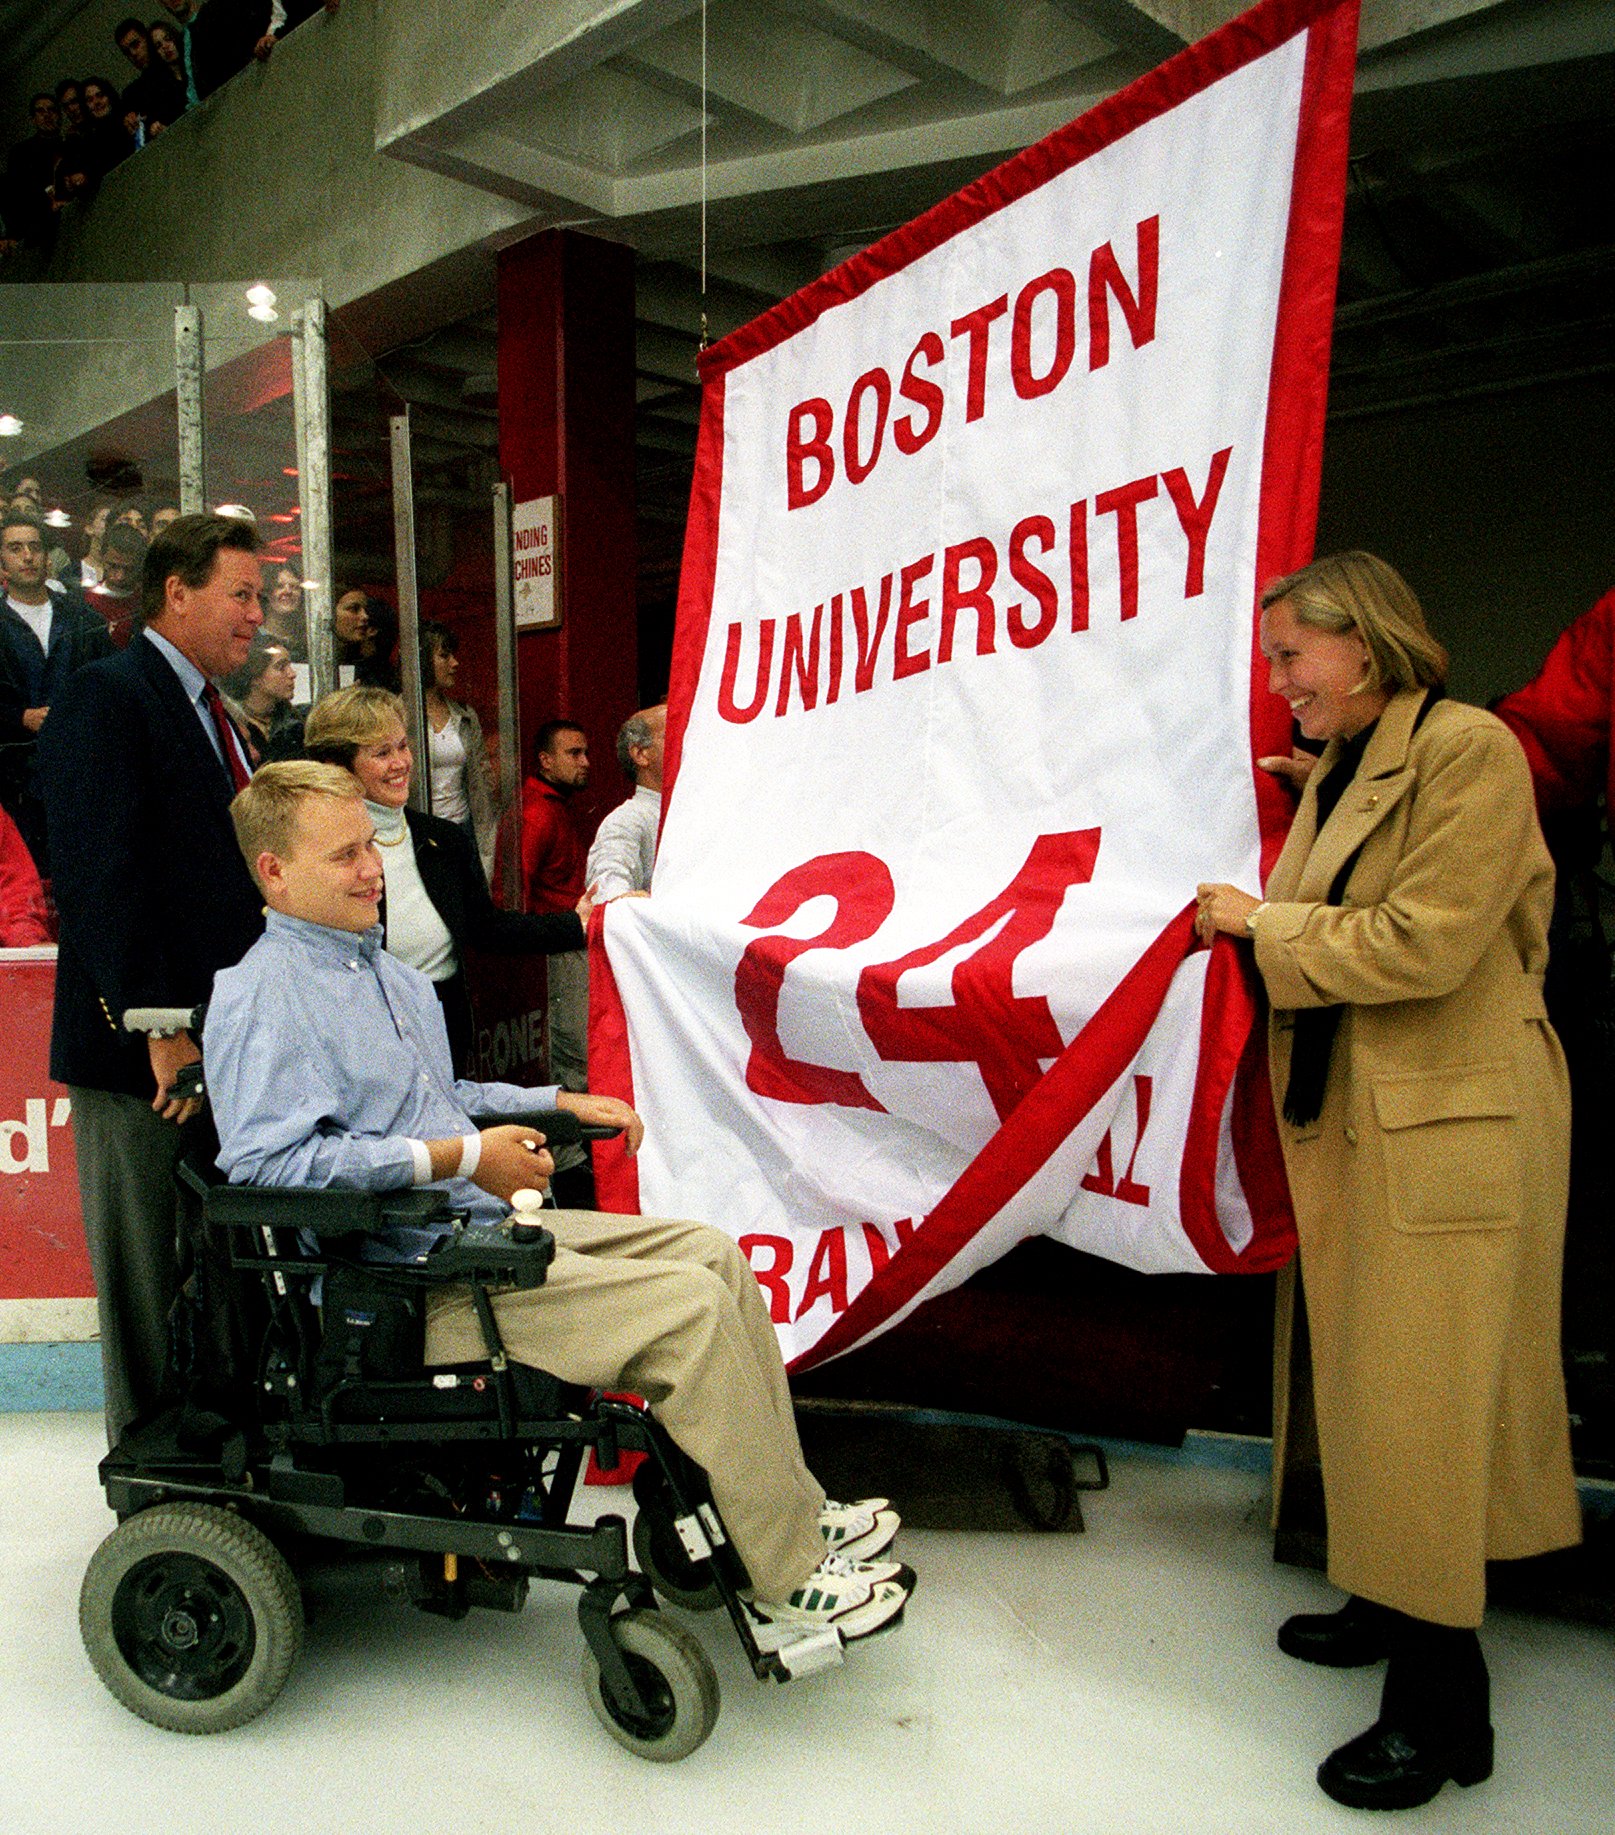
[{"xmin": 510, "ymin": 1189, "xmax": 548, "ymax": 1240}]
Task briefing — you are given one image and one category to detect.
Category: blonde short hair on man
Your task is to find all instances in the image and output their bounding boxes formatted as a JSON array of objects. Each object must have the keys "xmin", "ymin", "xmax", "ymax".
[
  {"xmin": 1260, "ymin": 551, "xmax": 1448, "ymax": 694},
  {"xmin": 302, "ymin": 684, "xmax": 408, "ymax": 770},
  {"xmin": 231, "ymin": 760, "xmax": 364, "ymax": 887}
]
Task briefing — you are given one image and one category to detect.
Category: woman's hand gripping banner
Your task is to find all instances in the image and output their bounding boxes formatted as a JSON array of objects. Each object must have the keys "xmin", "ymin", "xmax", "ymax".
[{"xmin": 593, "ymin": 0, "xmax": 1362, "ymax": 1367}]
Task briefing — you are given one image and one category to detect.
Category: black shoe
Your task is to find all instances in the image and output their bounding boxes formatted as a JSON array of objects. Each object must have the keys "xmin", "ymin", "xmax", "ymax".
[
  {"xmin": 1278, "ymin": 1597, "xmax": 1393, "ymax": 1668},
  {"xmin": 1318, "ymin": 1718, "xmax": 1494, "ymax": 1810}
]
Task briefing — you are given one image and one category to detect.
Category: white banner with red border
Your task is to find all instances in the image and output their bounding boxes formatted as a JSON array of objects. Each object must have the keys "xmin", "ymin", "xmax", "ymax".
[{"xmin": 592, "ymin": 0, "xmax": 1360, "ymax": 1369}]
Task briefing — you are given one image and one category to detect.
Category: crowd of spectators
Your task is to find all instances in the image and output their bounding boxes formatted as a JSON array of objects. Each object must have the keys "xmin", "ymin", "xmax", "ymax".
[
  {"xmin": 0, "ymin": 471, "xmax": 408, "ymax": 903},
  {"xmin": 1, "ymin": 1, "xmax": 339, "ymax": 256}
]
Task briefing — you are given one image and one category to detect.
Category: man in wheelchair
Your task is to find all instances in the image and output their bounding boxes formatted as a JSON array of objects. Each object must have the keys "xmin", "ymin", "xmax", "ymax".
[{"xmin": 202, "ymin": 760, "xmax": 914, "ymax": 1645}]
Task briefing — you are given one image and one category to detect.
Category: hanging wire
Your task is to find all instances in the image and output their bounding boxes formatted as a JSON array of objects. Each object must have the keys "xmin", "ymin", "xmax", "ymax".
[{"xmin": 699, "ymin": 0, "xmax": 709, "ymax": 357}]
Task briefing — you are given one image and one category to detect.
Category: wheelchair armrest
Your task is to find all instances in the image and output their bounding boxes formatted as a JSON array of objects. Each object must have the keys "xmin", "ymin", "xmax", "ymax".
[
  {"xmin": 200, "ymin": 1183, "xmax": 462, "ymax": 1240},
  {"xmin": 463, "ymin": 1107, "xmax": 622, "ymax": 1143}
]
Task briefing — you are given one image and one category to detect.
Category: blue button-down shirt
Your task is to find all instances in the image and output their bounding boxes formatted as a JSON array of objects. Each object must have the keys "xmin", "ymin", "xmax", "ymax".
[{"xmin": 204, "ymin": 910, "xmax": 558, "ymax": 1261}]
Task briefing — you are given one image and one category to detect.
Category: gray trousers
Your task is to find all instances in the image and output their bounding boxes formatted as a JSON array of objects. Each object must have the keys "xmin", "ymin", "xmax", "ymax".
[
  {"xmin": 68, "ymin": 1085, "xmax": 190, "ymax": 1446},
  {"xmin": 544, "ymin": 947, "xmax": 590, "ymax": 1172},
  {"xmin": 424, "ymin": 1209, "xmax": 826, "ymax": 1602}
]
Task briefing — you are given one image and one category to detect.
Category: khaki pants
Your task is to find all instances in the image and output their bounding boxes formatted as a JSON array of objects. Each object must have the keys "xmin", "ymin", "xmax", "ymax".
[{"xmin": 423, "ymin": 1209, "xmax": 825, "ymax": 1602}]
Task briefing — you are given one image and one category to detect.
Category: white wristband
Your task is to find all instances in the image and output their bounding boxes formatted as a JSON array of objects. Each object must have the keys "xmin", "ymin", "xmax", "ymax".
[{"xmin": 457, "ymin": 1132, "xmax": 482, "ymax": 1179}]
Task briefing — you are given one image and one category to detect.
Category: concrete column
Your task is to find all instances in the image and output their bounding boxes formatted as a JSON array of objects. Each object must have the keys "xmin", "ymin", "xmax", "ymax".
[{"xmin": 497, "ymin": 229, "xmax": 639, "ymax": 796}]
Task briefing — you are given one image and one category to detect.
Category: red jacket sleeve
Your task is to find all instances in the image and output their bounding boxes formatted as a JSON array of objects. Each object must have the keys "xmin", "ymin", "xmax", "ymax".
[
  {"xmin": 0, "ymin": 808, "xmax": 49, "ymax": 947},
  {"xmin": 1493, "ymin": 589, "xmax": 1615, "ymax": 816}
]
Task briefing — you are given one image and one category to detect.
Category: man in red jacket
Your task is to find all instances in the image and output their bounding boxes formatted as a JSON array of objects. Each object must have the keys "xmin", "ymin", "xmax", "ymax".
[{"xmin": 519, "ymin": 722, "xmax": 594, "ymax": 1132}]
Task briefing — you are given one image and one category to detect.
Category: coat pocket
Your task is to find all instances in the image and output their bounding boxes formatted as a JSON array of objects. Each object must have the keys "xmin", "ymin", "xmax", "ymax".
[{"xmin": 1372, "ymin": 1063, "xmax": 1520, "ymax": 1231}]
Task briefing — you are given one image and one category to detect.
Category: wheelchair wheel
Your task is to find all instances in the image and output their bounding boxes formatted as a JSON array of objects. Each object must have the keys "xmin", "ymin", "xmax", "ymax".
[
  {"xmin": 632, "ymin": 1502, "xmax": 724, "ymax": 1613},
  {"xmin": 581, "ymin": 1608, "xmax": 719, "ymax": 1762},
  {"xmin": 80, "ymin": 1502, "xmax": 303, "ymax": 1734}
]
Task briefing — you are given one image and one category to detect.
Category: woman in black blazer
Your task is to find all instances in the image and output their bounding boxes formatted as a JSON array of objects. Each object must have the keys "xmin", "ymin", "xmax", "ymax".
[{"xmin": 302, "ymin": 685, "xmax": 589, "ymax": 1073}]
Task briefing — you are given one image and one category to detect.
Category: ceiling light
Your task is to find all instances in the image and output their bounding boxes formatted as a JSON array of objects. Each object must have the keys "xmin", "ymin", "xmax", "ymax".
[
  {"xmin": 245, "ymin": 284, "xmax": 277, "ymax": 308},
  {"xmin": 248, "ymin": 304, "xmax": 280, "ymax": 324},
  {"xmin": 0, "ymin": 414, "xmax": 22, "ymax": 436}
]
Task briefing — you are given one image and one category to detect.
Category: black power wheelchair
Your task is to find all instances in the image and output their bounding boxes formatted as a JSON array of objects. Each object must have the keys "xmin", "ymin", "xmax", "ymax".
[{"xmin": 79, "ymin": 1018, "xmax": 850, "ymax": 1762}]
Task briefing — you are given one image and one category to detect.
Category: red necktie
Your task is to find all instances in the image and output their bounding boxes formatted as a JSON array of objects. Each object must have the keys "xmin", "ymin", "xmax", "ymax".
[{"xmin": 201, "ymin": 681, "xmax": 251, "ymax": 793}]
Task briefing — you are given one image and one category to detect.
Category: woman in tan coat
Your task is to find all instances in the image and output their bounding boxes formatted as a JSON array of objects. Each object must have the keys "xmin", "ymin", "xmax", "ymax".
[{"xmin": 1197, "ymin": 552, "xmax": 1580, "ymax": 1813}]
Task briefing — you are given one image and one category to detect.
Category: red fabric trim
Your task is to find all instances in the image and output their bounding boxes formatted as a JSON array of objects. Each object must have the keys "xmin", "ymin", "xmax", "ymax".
[
  {"xmin": 1178, "ymin": 941, "xmax": 1250, "ymax": 1273},
  {"xmin": 1252, "ymin": 0, "xmax": 1360, "ymax": 881},
  {"xmin": 1228, "ymin": 988, "xmax": 1295, "ymax": 1269},
  {"xmin": 660, "ymin": 372, "xmax": 727, "ymax": 816},
  {"xmin": 1178, "ymin": 941, "xmax": 1296, "ymax": 1272},
  {"xmin": 700, "ymin": 0, "xmax": 1357, "ymax": 386},
  {"xmin": 586, "ymin": 902, "xmax": 641, "ymax": 1215},
  {"xmin": 792, "ymin": 906, "xmax": 1200, "ymax": 1372}
]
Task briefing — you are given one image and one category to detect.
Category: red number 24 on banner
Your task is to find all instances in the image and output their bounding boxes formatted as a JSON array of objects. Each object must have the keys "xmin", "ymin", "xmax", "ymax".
[{"xmin": 734, "ymin": 829, "xmax": 1102, "ymax": 1121}]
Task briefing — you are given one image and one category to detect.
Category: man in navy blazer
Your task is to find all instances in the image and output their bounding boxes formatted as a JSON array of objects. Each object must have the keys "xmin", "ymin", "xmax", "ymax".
[
  {"xmin": 41, "ymin": 513, "xmax": 266, "ymax": 1443},
  {"xmin": 0, "ymin": 508, "xmax": 114, "ymax": 872}
]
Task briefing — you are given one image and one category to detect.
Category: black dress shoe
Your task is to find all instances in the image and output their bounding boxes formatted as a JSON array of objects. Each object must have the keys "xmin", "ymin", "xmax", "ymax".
[
  {"xmin": 1318, "ymin": 1718, "xmax": 1494, "ymax": 1810},
  {"xmin": 1278, "ymin": 1597, "xmax": 1393, "ymax": 1668}
]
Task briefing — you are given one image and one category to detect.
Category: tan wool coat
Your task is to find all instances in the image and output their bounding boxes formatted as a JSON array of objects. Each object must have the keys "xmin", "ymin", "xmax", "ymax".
[{"xmin": 1253, "ymin": 688, "xmax": 1581, "ymax": 1627}]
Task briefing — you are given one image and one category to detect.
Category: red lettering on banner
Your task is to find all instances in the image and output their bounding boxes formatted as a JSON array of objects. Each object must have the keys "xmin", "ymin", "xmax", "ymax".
[
  {"xmin": 776, "ymin": 605, "xmax": 823, "ymax": 717},
  {"xmin": 893, "ymin": 332, "xmax": 945, "ymax": 453},
  {"xmin": 1007, "ymin": 514, "xmax": 1058, "ymax": 648},
  {"xmin": 786, "ymin": 398, "xmax": 836, "ymax": 508},
  {"xmin": 740, "ymin": 1234, "xmax": 795, "ymax": 1322},
  {"xmin": 724, "ymin": 443, "xmax": 1236, "ymax": 721},
  {"xmin": 949, "ymin": 294, "xmax": 1009, "ymax": 423},
  {"xmin": 1011, "ymin": 267, "xmax": 1078, "ymax": 399},
  {"xmin": 1088, "ymin": 215, "xmax": 1159, "ymax": 372},
  {"xmin": 1069, "ymin": 497, "xmax": 1089, "ymax": 632},
  {"xmin": 857, "ymin": 829, "xmax": 1102, "ymax": 1118},
  {"xmin": 893, "ymin": 555, "xmax": 934, "ymax": 680},
  {"xmin": 1162, "ymin": 445, "xmax": 1232, "ymax": 599},
  {"xmin": 1095, "ymin": 474, "xmax": 1159, "ymax": 621},
  {"xmin": 852, "ymin": 577, "xmax": 893, "ymax": 692},
  {"xmin": 718, "ymin": 621, "xmax": 776, "ymax": 723},
  {"xmin": 844, "ymin": 368, "xmax": 892, "ymax": 485},
  {"xmin": 735, "ymin": 853, "xmax": 894, "ymax": 1110},
  {"xmin": 783, "ymin": 218, "xmax": 1165, "ymax": 509},
  {"xmin": 937, "ymin": 538, "xmax": 997, "ymax": 665},
  {"xmin": 796, "ymin": 1227, "xmax": 850, "ymax": 1318},
  {"xmin": 861, "ymin": 1216, "xmax": 920, "ymax": 1275},
  {"xmin": 1079, "ymin": 1074, "xmax": 1155, "ymax": 1205}
]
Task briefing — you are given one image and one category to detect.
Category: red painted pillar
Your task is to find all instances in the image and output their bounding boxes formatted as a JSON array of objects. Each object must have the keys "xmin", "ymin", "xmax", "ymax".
[{"xmin": 497, "ymin": 229, "xmax": 638, "ymax": 828}]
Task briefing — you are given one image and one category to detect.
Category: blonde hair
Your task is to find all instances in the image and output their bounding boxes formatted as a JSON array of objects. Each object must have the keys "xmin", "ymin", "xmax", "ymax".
[
  {"xmin": 1260, "ymin": 551, "xmax": 1448, "ymax": 693},
  {"xmin": 231, "ymin": 760, "xmax": 363, "ymax": 887},
  {"xmin": 302, "ymin": 684, "xmax": 408, "ymax": 768}
]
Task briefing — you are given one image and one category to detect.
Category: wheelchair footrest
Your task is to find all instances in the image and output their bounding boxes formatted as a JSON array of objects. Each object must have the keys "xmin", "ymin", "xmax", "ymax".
[{"xmin": 749, "ymin": 1621, "xmax": 847, "ymax": 1676}]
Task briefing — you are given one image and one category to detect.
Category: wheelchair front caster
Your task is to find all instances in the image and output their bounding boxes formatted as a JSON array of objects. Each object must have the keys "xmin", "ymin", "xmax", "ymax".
[
  {"xmin": 581, "ymin": 1608, "xmax": 720, "ymax": 1762},
  {"xmin": 80, "ymin": 1502, "xmax": 303, "ymax": 1734}
]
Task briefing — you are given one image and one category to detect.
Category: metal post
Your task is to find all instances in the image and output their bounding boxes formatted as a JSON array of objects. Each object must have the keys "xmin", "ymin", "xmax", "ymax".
[
  {"xmin": 174, "ymin": 303, "xmax": 206, "ymax": 514},
  {"xmin": 292, "ymin": 298, "xmax": 337, "ymax": 702},
  {"xmin": 389, "ymin": 409, "xmax": 428, "ymax": 812},
  {"xmin": 492, "ymin": 482, "xmax": 523, "ymax": 910}
]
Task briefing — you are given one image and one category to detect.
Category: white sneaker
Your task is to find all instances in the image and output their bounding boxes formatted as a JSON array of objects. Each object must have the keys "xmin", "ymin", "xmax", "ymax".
[
  {"xmin": 819, "ymin": 1497, "xmax": 901, "ymax": 1564},
  {"xmin": 749, "ymin": 1552, "xmax": 914, "ymax": 1643}
]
